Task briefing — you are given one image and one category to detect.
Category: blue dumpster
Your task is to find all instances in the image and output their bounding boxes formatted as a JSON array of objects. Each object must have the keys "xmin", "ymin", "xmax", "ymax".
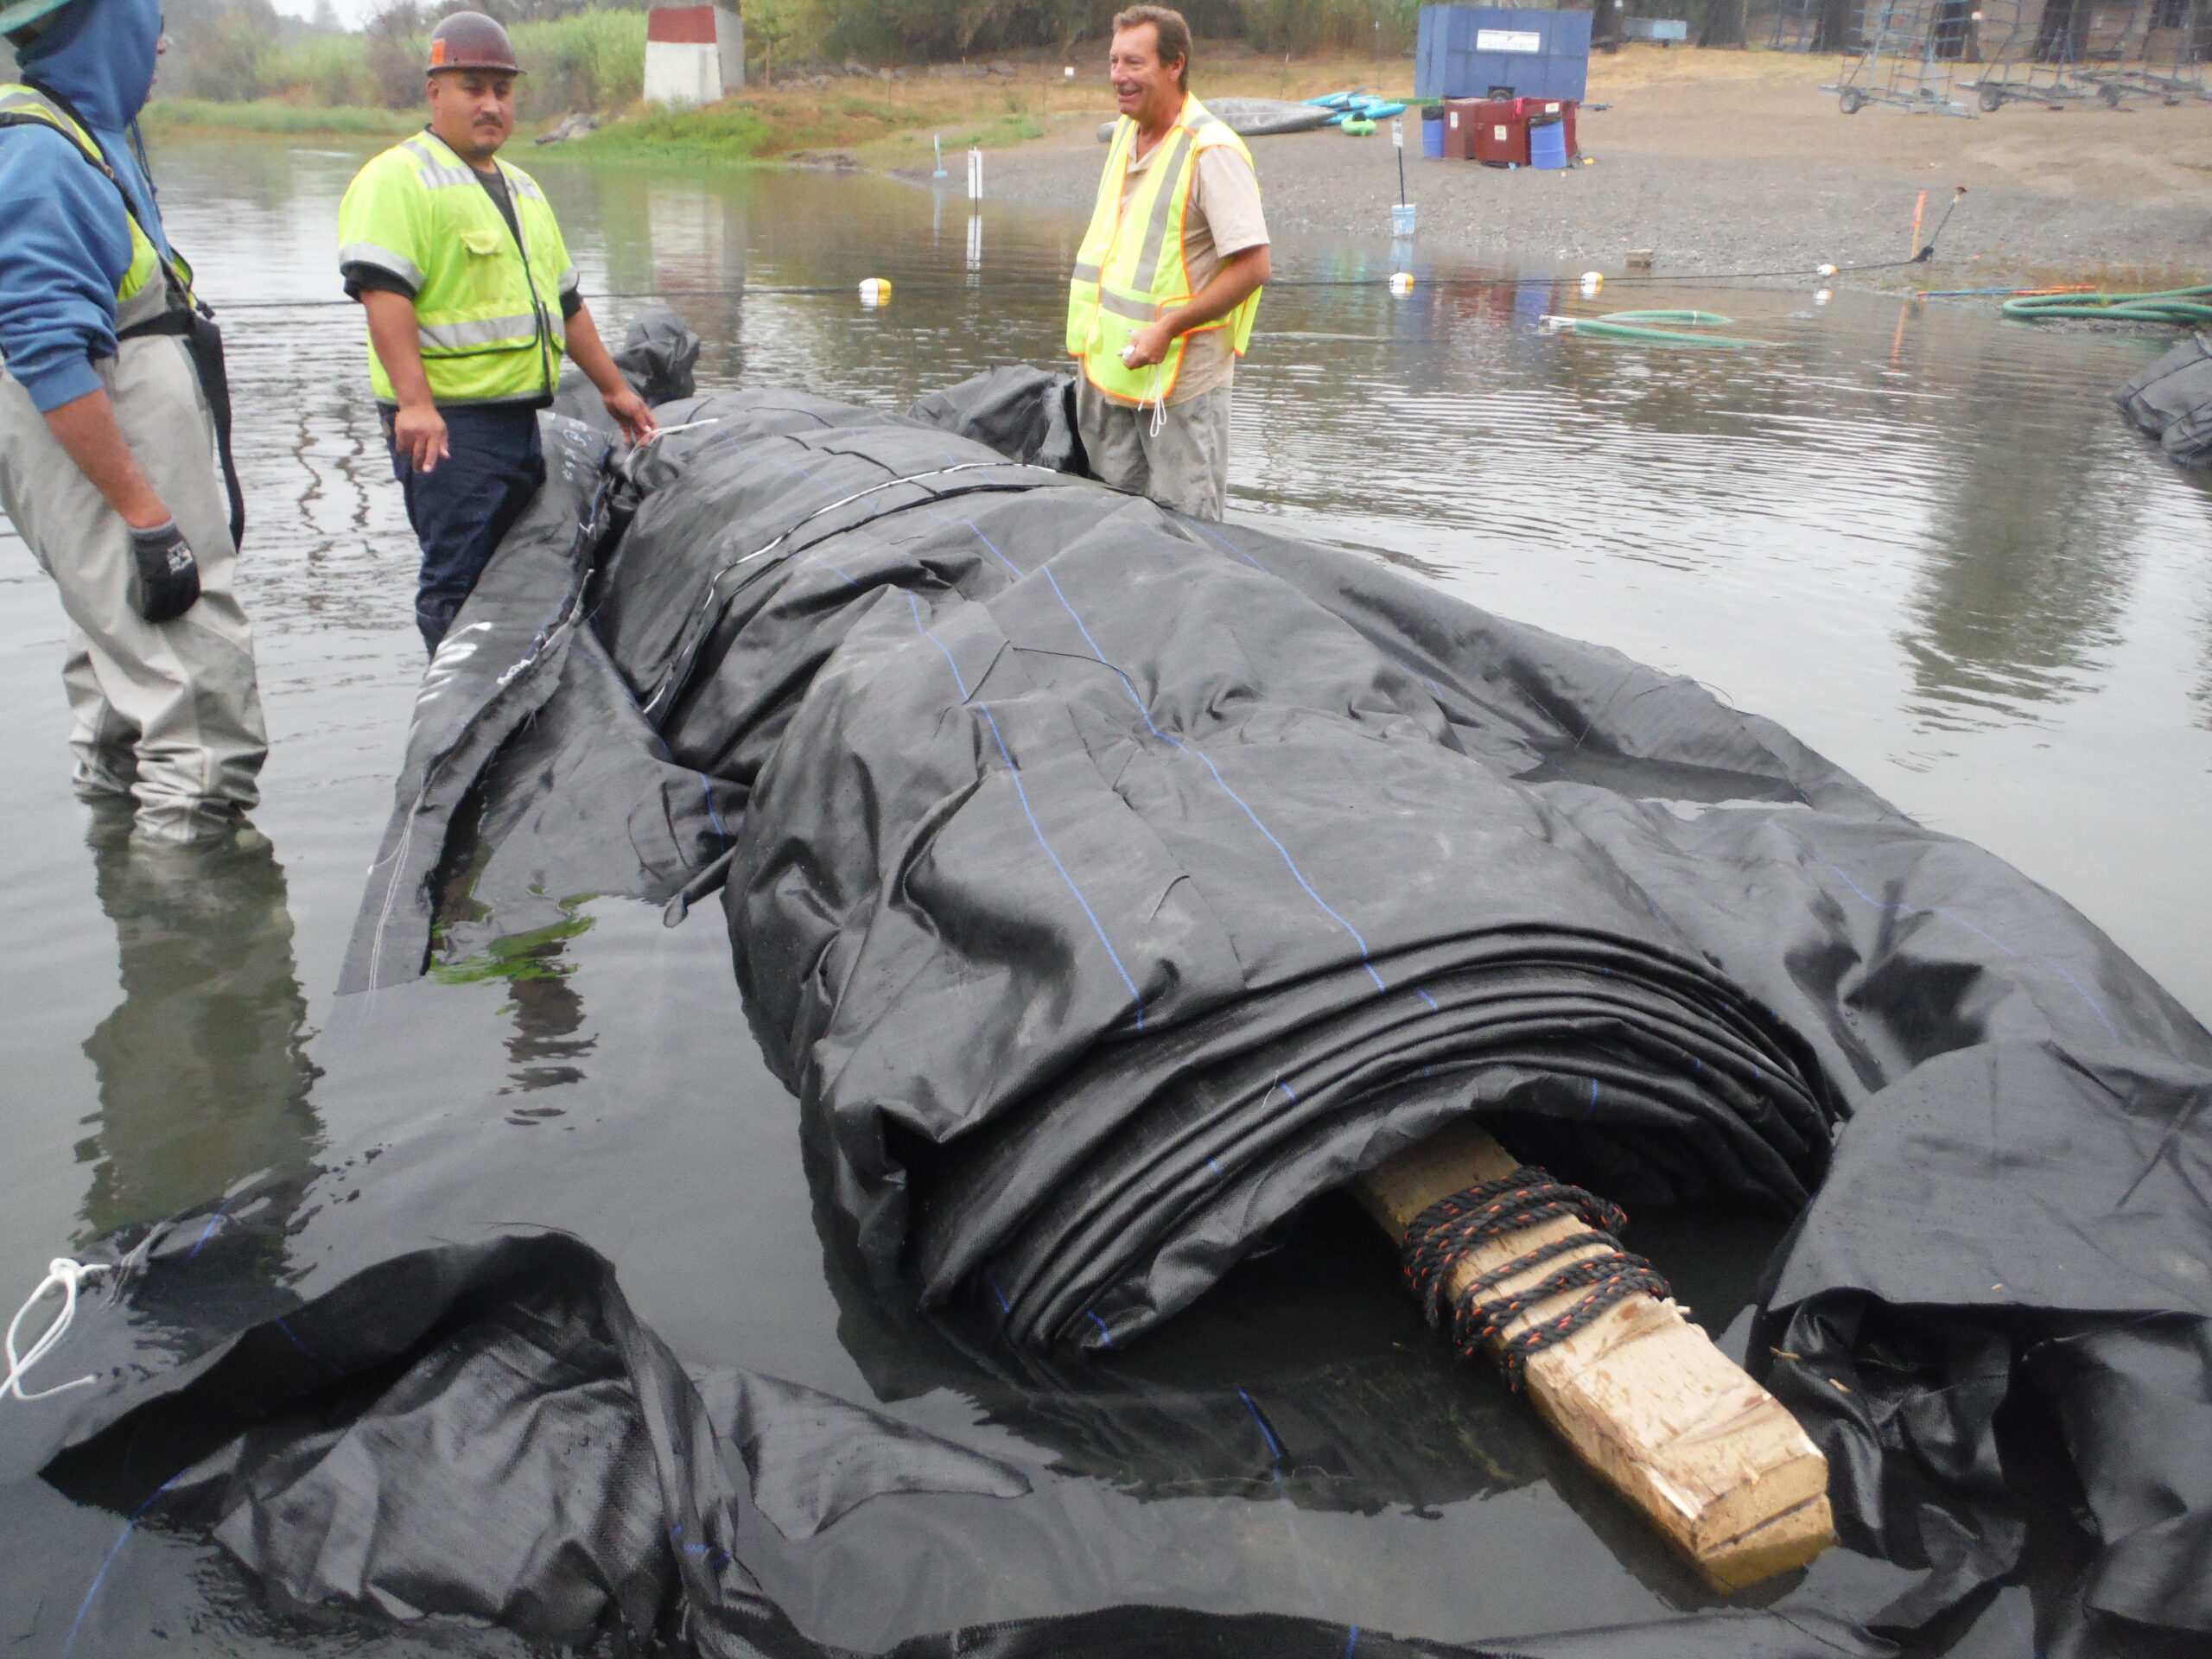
[{"xmin": 1416, "ymin": 6, "xmax": 1592, "ymax": 104}]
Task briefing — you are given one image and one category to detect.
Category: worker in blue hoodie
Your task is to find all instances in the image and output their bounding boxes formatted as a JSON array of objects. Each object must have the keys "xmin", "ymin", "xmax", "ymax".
[{"xmin": 0, "ymin": 0, "xmax": 265, "ymax": 844}]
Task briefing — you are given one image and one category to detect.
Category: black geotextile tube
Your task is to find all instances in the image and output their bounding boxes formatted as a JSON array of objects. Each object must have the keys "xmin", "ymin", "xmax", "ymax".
[{"xmin": 328, "ymin": 369, "xmax": 2212, "ymax": 1654}]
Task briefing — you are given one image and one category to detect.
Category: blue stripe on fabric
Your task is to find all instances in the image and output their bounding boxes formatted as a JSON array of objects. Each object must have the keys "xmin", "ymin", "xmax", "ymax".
[
  {"xmin": 1087, "ymin": 1309, "xmax": 1117, "ymax": 1347},
  {"xmin": 2040, "ymin": 956, "xmax": 2120, "ymax": 1044},
  {"xmin": 1184, "ymin": 516, "xmax": 1271, "ymax": 573},
  {"xmin": 1771, "ymin": 823, "xmax": 2122, "ymax": 1048},
  {"xmin": 1030, "ymin": 565, "xmax": 1389, "ymax": 992},
  {"xmin": 187, "ymin": 1198, "xmax": 233, "ymax": 1262},
  {"xmin": 1236, "ymin": 1386, "xmax": 1286, "ymax": 1463},
  {"xmin": 63, "ymin": 1477, "xmax": 181, "ymax": 1657},
  {"xmin": 906, "ymin": 591, "xmax": 971, "ymax": 700},
  {"xmin": 906, "ymin": 591, "xmax": 1144, "ymax": 1026},
  {"xmin": 696, "ymin": 773, "xmax": 728, "ymax": 844},
  {"xmin": 982, "ymin": 706, "xmax": 1144, "ymax": 1029}
]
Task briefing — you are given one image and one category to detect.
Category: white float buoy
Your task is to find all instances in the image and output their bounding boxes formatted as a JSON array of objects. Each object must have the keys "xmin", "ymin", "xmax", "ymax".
[
  {"xmin": 1580, "ymin": 271, "xmax": 1604, "ymax": 296},
  {"xmin": 1389, "ymin": 271, "xmax": 1415, "ymax": 296},
  {"xmin": 859, "ymin": 277, "xmax": 893, "ymax": 306},
  {"xmin": 1064, "ymin": 65, "xmax": 1075, "ymax": 79},
  {"xmin": 1816, "ymin": 263, "xmax": 1838, "ymax": 277}
]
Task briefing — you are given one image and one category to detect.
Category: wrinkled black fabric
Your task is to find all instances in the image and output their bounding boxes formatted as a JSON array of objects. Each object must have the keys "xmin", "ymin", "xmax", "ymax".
[
  {"xmin": 302, "ymin": 366, "xmax": 2203, "ymax": 1656},
  {"xmin": 907, "ymin": 364, "xmax": 1088, "ymax": 476},
  {"xmin": 2114, "ymin": 334, "xmax": 2212, "ymax": 467},
  {"xmin": 29, "ymin": 1221, "xmax": 1905, "ymax": 1658}
]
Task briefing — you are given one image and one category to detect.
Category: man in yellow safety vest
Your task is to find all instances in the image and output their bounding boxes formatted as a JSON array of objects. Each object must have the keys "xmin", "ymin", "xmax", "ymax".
[
  {"xmin": 1066, "ymin": 5, "xmax": 1269, "ymax": 521},
  {"xmin": 336, "ymin": 12, "xmax": 655, "ymax": 652}
]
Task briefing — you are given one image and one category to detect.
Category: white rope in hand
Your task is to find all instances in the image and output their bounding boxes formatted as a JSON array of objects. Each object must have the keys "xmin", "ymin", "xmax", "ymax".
[
  {"xmin": 1139, "ymin": 363, "xmax": 1167, "ymax": 439},
  {"xmin": 3, "ymin": 1258, "xmax": 111, "ymax": 1404}
]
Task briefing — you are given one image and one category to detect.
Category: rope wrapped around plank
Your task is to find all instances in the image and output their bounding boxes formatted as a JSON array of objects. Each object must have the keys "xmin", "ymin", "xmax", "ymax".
[{"xmin": 1402, "ymin": 1166, "xmax": 1672, "ymax": 1389}]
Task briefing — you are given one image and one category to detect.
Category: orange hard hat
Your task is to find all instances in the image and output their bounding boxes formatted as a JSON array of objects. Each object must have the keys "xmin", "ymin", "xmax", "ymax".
[{"xmin": 427, "ymin": 11, "xmax": 523, "ymax": 74}]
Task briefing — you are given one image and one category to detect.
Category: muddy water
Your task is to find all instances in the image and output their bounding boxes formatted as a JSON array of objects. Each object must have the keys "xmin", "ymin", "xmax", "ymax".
[{"xmin": 2, "ymin": 140, "xmax": 2207, "ymax": 1652}]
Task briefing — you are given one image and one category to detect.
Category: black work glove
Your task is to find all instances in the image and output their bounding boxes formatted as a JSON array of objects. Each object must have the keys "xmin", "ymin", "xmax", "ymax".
[{"xmin": 128, "ymin": 518, "xmax": 201, "ymax": 623}]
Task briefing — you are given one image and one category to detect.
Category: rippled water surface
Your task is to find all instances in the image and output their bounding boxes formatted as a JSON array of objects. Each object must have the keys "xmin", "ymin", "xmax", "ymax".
[{"xmin": 2, "ymin": 140, "xmax": 2206, "ymax": 1653}]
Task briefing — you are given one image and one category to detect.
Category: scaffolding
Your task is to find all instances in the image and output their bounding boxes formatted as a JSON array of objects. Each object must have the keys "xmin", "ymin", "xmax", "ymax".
[
  {"xmin": 1960, "ymin": 0, "xmax": 2205, "ymax": 108},
  {"xmin": 1768, "ymin": 0, "xmax": 1822, "ymax": 51},
  {"xmin": 1827, "ymin": 0, "xmax": 1975, "ymax": 112},
  {"xmin": 2120, "ymin": 0, "xmax": 2212, "ymax": 102}
]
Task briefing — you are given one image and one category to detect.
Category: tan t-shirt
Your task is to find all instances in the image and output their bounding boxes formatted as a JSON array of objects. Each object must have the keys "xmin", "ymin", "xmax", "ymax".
[{"xmin": 1110, "ymin": 131, "xmax": 1269, "ymax": 405}]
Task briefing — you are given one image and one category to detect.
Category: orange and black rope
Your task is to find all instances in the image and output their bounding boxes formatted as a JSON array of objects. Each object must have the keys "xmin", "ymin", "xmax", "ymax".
[{"xmin": 1401, "ymin": 1165, "xmax": 1670, "ymax": 1390}]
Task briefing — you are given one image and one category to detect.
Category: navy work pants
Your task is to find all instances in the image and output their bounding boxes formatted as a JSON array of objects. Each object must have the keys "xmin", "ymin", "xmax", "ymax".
[{"xmin": 385, "ymin": 404, "xmax": 545, "ymax": 652}]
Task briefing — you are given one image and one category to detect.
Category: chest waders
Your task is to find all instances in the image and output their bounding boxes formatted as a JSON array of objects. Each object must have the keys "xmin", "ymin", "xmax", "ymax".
[{"xmin": 0, "ymin": 80, "xmax": 246, "ymax": 550}]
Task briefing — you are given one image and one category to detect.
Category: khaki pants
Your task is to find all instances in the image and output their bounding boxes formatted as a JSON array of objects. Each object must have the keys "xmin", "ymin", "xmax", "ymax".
[
  {"xmin": 1076, "ymin": 378, "xmax": 1233, "ymax": 521},
  {"xmin": 0, "ymin": 335, "xmax": 266, "ymax": 840}
]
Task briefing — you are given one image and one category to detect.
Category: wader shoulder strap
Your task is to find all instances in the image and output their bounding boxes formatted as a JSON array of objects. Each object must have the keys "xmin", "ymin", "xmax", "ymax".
[{"xmin": 2, "ymin": 85, "xmax": 246, "ymax": 549}]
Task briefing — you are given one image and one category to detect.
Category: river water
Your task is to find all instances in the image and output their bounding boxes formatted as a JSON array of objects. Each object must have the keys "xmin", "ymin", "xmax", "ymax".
[{"xmin": 2, "ymin": 138, "xmax": 2207, "ymax": 1653}]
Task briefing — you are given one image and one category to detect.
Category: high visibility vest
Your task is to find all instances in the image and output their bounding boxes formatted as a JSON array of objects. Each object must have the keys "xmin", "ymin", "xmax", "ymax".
[
  {"xmin": 1066, "ymin": 95, "xmax": 1262, "ymax": 404},
  {"xmin": 0, "ymin": 83, "xmax": 195, "ymax": 338},
  {"xmin": 336, "ymin": 131, "xmax": 575, "ymax": 406}
]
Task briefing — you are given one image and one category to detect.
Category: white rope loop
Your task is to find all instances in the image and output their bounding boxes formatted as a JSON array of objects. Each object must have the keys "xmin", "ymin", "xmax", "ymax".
[
  {"xmin": 3, "ymin": 1257, "xmax": 111, "ymax": 1404},
  {"xmin": 1140, "ymin": 363, "xmax": 1167, "ymax": 439}
]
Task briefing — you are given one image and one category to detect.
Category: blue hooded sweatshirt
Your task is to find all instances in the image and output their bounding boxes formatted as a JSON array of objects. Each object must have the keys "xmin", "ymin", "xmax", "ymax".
[{"xmin": 0, "ymin": 0, "xmax": 171, "ymax": 413}]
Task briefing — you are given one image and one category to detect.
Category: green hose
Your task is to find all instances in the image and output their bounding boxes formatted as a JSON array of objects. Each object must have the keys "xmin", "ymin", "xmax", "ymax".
[
  {"xmin": 1567, "ymin": 310, "xmax": 1770, "ymax": 347},
  {"xmin": 2001, "ymin": 285, "xmax": 2212, "ymax": 327},
  {"xmin": 1594, "ymin": 310, "xmax": 1735, "ymax": 325}
]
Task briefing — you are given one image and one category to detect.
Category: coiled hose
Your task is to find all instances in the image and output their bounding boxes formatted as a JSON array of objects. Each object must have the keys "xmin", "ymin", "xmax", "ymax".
[{"xmin": 2001, "ymin": 286, "xmax": 2212, "ymax": 327}]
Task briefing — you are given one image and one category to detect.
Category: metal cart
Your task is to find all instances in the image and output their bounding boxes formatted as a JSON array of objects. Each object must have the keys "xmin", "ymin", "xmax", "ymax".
[{"xmin": 1827, "ymin": 0, "xmax": 1976, "ymax": 111}]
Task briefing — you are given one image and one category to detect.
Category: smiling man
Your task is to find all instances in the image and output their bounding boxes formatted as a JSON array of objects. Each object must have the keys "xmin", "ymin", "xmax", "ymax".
[
  {"xmin": 1066, "ymin": 5, "xmax": 1269, "ymax": 521},
  {"xmin": 335, "ymin": 12, "xmax": 653, "ymax": 652}
]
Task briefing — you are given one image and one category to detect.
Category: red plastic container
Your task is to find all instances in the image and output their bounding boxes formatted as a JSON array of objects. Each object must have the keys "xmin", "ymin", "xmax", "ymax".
[
  {"xmin": 1441, "ymin": 99, "xmax": 1487, "ymax": 161},
  {"xmin": 1465, "ymin": 98, "xmax": 1577, "ymax": 167},
  {"xmin": 1468, "ymin": 99, "xmax": 1527, "ymax": 165}
]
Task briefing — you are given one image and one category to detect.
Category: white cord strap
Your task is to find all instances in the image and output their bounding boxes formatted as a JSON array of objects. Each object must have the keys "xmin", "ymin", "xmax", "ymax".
[
  {"xmin": 3, "ymin": 1258, "xmax": 111, "ymax": 1404},
  {"xmin": 1139, "ymin": 363, "xmax": 1168, "ymax": 439}
]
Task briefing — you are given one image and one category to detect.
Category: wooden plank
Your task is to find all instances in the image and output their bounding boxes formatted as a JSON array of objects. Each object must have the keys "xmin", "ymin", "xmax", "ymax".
[{"xmin": 1352, "ymin": 1118, "xmax": 1834, "ymax": 1588}]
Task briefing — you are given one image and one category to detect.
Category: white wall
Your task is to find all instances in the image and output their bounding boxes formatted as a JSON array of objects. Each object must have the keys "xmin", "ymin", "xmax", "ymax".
[
  {"xmin": 644, "ymin": 41, "xmax": 721, "ymax": 107},
  {"xmin": 642, "ymin": 8, "xmax": 744, "ymax": 107}
]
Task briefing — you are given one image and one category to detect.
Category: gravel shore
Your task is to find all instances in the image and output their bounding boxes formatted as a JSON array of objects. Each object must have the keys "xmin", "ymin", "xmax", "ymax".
[{"xmin": 958, "ymin": 52, "xmax": 2212, "ymax": 289}]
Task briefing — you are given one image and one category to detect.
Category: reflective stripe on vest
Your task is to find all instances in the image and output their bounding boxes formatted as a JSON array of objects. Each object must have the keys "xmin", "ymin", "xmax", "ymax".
[
  {"xmin": 0, "ymin": 84, "xmax": 190, "ymax": 337},
  {"xmin": 336, "ymin": 131, "xmax": 572, "ymax": 406},
  {"xmin": 1065, "ymin": 95, "xmax": 1261, "ymax": 404}
]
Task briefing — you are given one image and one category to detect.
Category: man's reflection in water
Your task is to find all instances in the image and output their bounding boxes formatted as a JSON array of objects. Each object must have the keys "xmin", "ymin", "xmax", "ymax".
[
  {"xmin": 498, "ymin": 935, "xmax": 594, "ymax": 1118},
  {"xmin": 76, "ymin": 808, "xmax": 321, "ymax": 1238}
]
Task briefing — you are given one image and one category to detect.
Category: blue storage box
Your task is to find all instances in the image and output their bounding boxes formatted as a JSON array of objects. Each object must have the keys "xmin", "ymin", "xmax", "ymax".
[{"xmin": 1416, "ymin": 6, "xmax": 1592, "ymax": 103}]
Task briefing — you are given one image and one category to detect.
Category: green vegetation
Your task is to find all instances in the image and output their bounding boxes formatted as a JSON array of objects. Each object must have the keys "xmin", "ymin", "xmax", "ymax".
[
  {"xmin": 156, "ymin": 7, "xmax": 648, "ymax": 121},
  {"xmin": 567, "ymin": 104, "xmax": 778, "ymax": 162},
  {"xmin": 141, "ymin": 99, "xmax": 418, "ymax": 136},
  {"xmin": 429, "ymin": 912, "xmax": 596, "ymax": 987},
  {"xmin": 150, "ymin": 1, "xmax": 1425, "ymax": 120}
]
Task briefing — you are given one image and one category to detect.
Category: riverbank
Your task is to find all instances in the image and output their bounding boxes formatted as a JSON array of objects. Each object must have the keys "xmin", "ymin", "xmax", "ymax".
[{"xmin": 966, "ymin": 47, "xmax": 2212, "ymax": 289}]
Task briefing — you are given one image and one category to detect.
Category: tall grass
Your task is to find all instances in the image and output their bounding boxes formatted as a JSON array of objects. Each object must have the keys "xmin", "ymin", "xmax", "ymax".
[
  {"xmin": 150, "ymin": 12, "xmax": 650, "ymax": 118},
  {"xmin": 147, "ymin": 3, "xmax": 1428, "ymax": 118},
  {"xmin": 253, "ymin": 35, "xmax": 384, "ymax": 108},
  {"xmin": 142, "ymin": 98, "xmax": 420, "ymax": 135},
  {"xmin": 1239, "ymin": 0, "xmax": 1422, "ymax": 54}
]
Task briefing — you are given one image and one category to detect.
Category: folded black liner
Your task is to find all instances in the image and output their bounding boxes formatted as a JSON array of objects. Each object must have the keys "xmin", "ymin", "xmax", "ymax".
[{"xmin": 22, "ymin": 344, "xmax": 2207, "ymax": 1659}]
